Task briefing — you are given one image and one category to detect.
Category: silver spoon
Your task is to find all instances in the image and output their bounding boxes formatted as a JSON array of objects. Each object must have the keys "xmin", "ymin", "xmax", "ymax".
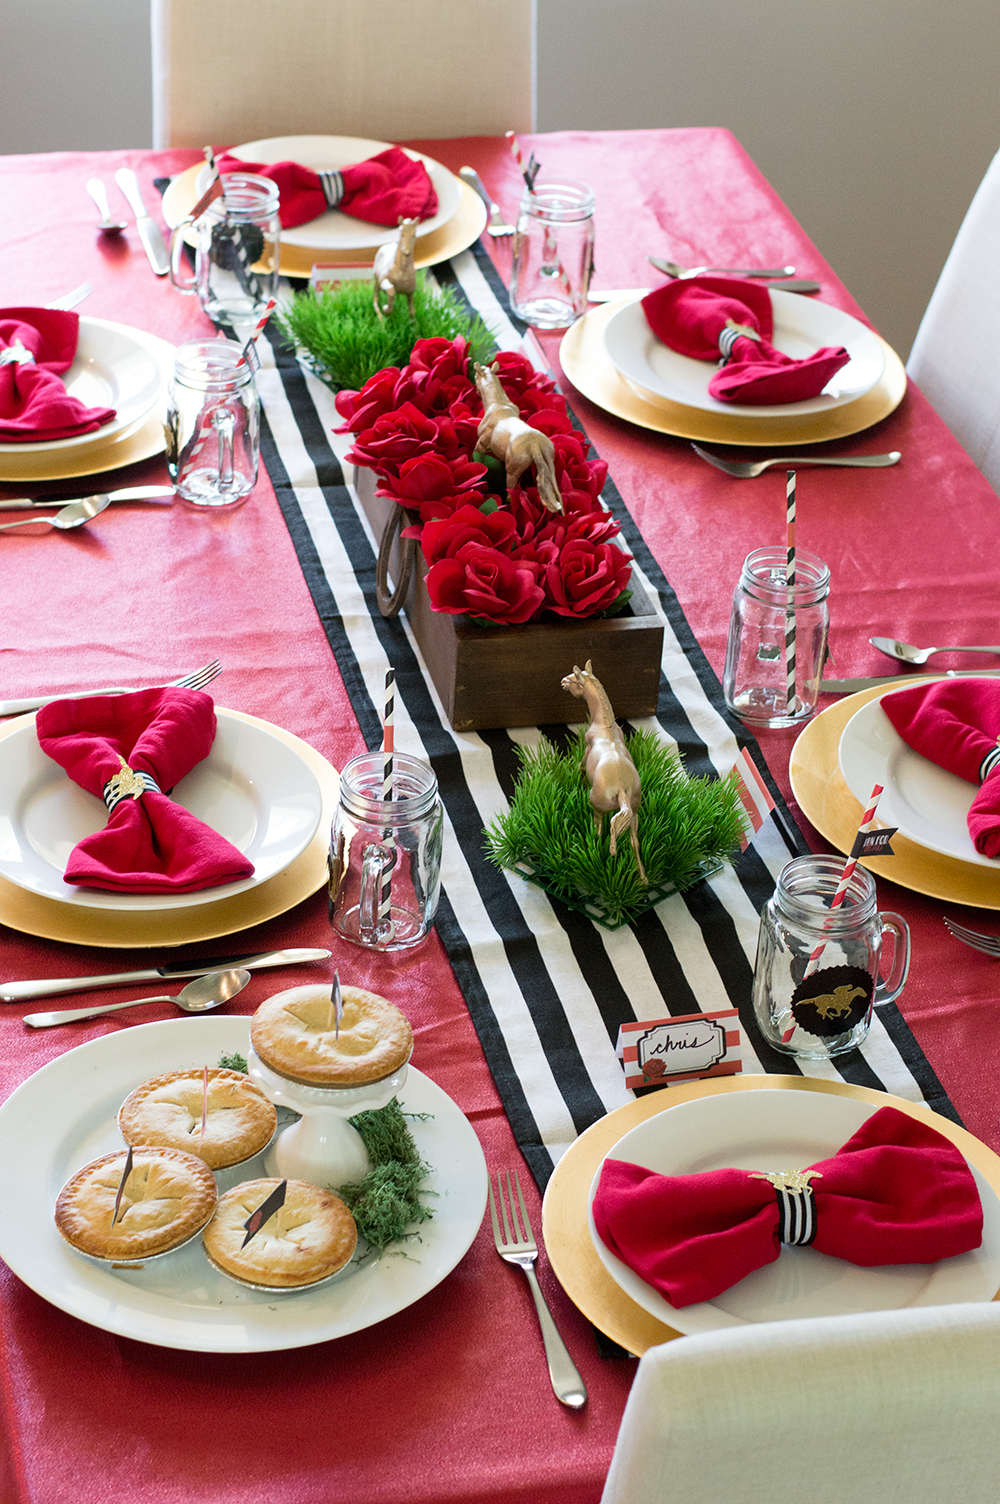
[
  {"xmin": 0, "ymin": 495, "xmax": 112, "ymax": 533},
  {"xmin": 649, "ymin": 256, "xmax": 795, "ymax": 279},
  {"xmin": 23, "ymin": 968, "xmax": 252, "ymax": 1029},
  {"xmin": 86, "ymin": 177, "xmax": 128, "ymax": 233},
  {"xmin": 870, "ymin": 636, "xmax": 1000, "ymax": 667}
]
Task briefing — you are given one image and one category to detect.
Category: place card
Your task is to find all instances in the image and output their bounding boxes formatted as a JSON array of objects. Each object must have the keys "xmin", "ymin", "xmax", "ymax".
[
  {"xmin": 616, "ymin": 1009, "xmax": 743, "ymax": 1090},
  {"xmin": 309, "ymin": 262, "xmax": 374, "ymax": 288}
]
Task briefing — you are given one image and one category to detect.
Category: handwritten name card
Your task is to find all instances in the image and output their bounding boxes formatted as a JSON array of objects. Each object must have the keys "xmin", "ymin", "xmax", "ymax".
[{"xmin": 616, "ymin": 1009, "xmax": 743, "ymax": 1090}]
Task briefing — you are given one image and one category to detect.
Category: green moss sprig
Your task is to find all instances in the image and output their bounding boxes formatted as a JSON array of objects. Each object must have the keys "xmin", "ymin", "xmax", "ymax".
[
  {"xmin": 340, "ymin": 1098, "xmax": 434, "ymax": 1252},
  {"xmin": 279, "ymin": 273, "xmax": 497, "ymax": 392},
  {"xmin": 485, "ymin": 728, "xmax": 748, "ymax": 928}
]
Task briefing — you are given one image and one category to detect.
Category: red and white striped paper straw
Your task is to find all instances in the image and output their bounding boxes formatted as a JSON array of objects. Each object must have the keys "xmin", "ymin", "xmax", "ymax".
[
  {"xmin": 234, "ymin": 297, "xmax": 277, "ymax": 368},
  {"xmin": 379, "ymin": 668, "xmax": 395, "ymax": 939},
  {"xmin": 785, "ymin": 470, "xmax": 796, "ymax": 714},
  {"xmin": 506, "ymin": 130, "xmax": 538, "ymax": 189},
  {"xmin": 807, "ymin": 782, "xmax": 883, "ymax": 968}
]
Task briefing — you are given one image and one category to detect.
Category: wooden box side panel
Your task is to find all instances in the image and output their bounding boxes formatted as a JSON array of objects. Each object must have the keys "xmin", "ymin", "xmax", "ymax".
[{"xmin": 353, "ymin": 466, "xmax": 664, "ymax": 731}]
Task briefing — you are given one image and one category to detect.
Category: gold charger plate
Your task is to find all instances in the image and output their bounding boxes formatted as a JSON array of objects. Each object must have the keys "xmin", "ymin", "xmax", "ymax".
[
  {"xmin": 789, "ymin": 682, "xmax": 1000, "ymax": 908},
  {"xmin": 162, "ymin": 170, "xmax": 487, "ymax": 277},
  {"xmin": 541, "ymin": 1073, "xmax": 1000, "ymax": 1356},
  {"xmin": 0, "ymin": 710, "xmax": 338, "ymax": 948},
  {"xmin": 0, "ymin": 328, "xmax": 175, "ymax": 485},
  {"xmin": 559, "ymin": 300, "xmax": 906, "ymax": 446}
]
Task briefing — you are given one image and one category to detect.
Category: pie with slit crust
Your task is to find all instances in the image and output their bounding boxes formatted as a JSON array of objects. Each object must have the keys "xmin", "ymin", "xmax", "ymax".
[
  {"xmin": 118, "ymin": 1068, "xmax": 276, "ymax": 1169},
  {"xmin": 250, "ymin": 985, "xmax": 413, "ymax": 1086},
  {"xmin": 202, "ymin": 1177, "xmax": 358, "ymax": 1288},
  {"xmin": 55, "ymin": 1146, "xmax": 217, "ymax": 1262}
]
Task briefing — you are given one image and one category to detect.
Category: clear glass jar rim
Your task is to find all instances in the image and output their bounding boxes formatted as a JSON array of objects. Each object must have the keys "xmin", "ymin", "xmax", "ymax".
[
  {"xmin": 739, "ymin": 546, "xmax": 830, "ymax": 605},
  {"xmin": 520, "ymin": 178, "xmax": 595, "ymax": 220},
  {"xmin": 775, "ymin": 855, "xmax": 877, "ymax": 927},
  {"xmin": 212, "ymin": 172, "xmax": 281, "ymax": 218},
  {"xmin": 172, "ymin": 339, "xmax": 254, "ymax": 391},
  {"xmin": 339, "ymin": 751, "xmax": 439, "ymax": 820}
]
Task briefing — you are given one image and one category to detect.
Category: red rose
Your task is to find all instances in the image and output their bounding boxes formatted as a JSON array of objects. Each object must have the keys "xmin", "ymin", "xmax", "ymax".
[
  {"xmin": 535, "ymin": 511, "xmax": 622, "ymax": 549},
  {"xmin": 333, "ymin": 366, "xmax": 402, "ymax": 433},
  {"xmin": 377, "ymin": 453, "xmax": 488, "ymax": 522},
  {"xmin": 425, "ymin": 544, "xmax": 545, "ymax": 624},
  {"xmin": 345, "ymin": 401, "xmax": 443, "ymax": 478},
  {"xmin": 551, "ymin": 431, "xmax": 609, "ymax": 500},
  {"xmin": 394, "ymin": 336, "xmax": 477, "ymax": 415},
  {"xmin": 542, "ymin": 537, "xmax": 632, "ymax": 618},
  {"xmin": 414, "ymin": 504, "xmax": 519, "ymax": 564}
]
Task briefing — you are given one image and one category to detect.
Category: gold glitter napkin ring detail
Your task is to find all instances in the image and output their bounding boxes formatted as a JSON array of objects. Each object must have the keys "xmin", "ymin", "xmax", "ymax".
[
  {"xmin": 750, "ymin": 1167, "xmax": 823, "ymax": 1246},
  {"xmin": 103, "ymin": 755, "xmax": 161, "ymax": 813}
]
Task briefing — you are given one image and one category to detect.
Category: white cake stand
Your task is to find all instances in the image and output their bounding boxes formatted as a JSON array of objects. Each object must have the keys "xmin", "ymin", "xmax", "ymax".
[{"xmin": 247, "ymin": 1045, "xmax": 410, "ymax": 1188}]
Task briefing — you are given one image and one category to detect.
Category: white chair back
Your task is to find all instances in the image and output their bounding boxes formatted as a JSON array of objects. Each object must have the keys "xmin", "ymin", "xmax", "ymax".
[
  {"xmin": 601, "ymin": 1302, "xmax": 1000, "ymax": 1504},
  {"xmin": 151, "ymin": 0, "xmax": 535, "ymax": 150},
  {"xmin": 907, "ymin": 148, "xmax": 1000, "ymax": 494}
]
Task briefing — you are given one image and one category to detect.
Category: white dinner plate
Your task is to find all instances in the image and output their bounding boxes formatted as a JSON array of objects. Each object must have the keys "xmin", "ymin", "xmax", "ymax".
[
  {"xmin": 0, "ymin": 709, "xmax": 323, "ymax": 911},
  {"xmin": 602, "ymin": 291, "xmax": 886, "ymax": 417},
  {"xmin": 838, "ymin": 686, "xmax": 996, "ymax": 868},
  {"xmin": 587, "ymin": 1089, "xmax": 1000, "ymax": 1335},
  {"xmin": 215, "ymin": 135, "xmax": 462, "ymax": 251},
  {"xmin": 0, "ymin": 318, "xmax": 168, "ymax": 455},
  {"xmin": 0, "ymin": 1017, "xmax": 487, "ymax": 1352}
]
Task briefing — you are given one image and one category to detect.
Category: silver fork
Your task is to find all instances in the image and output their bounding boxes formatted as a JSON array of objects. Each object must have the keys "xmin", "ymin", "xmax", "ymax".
[
  {"xmin": 45, "ymin": 281, "xmax": 93, "ymax": 312},
  {"xmin": 691, "ymin": 444, "xmax": 902, "ymax": 478},
  {"xmin": 459, "ymin": 167, "xmax": 515, "ymax": 237},
  {"xmin": 489, "ymin": 1168, "xmax": 587, "ymax": 1408},
  {"xmin": 0, "ymin": 658, "xmax": 221, "ymax": 717},
  {"xmin": 944, "ymin": 917, "xmax": 1000, "ymax": 957}
]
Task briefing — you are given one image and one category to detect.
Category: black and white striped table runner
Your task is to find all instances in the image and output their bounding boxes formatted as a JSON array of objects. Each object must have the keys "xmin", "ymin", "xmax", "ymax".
[{"xmin": 254, "ymin": 242, "xmax": 955, "ymax": 1189}]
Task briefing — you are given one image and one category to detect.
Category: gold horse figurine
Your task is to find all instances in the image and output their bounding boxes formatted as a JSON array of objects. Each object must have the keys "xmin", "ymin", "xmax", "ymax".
[
  {"xmin": 562, "ymin": 659, "xmax": 647, "ymax": 884},
  {"xmin": 473, "ymin": 361, "xmax": 563, "ymax": 513},
  {"xmin": 373, "ymin": 216, "xmax": 419, "ymax": 320}
]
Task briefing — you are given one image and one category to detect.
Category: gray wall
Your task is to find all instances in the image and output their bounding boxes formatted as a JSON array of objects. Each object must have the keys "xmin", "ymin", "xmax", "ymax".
[{"xmin": 5, "ymin": 0, "xmax": 1000, "ymax": 359}]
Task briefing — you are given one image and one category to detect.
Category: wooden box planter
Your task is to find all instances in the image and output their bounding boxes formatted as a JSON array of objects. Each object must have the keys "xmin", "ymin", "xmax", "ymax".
[{"xmin": 354, "ymin": 465, "xmax": 664, "ymax": 732}]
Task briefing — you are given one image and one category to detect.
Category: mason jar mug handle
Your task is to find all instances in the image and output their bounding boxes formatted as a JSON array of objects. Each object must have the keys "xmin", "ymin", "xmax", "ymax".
[
  {"xmin": 874, "ymin": 913, "xmax": 911, "ymax": 1007},
  {"xmin": 169, "ymin": 218, "xmax": 197, "ymax": 293}
]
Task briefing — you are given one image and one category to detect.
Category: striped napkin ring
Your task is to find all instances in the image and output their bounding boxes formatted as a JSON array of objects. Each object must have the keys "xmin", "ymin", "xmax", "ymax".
[
  {"xmin": 750, "ymin": 1167, "xmax": 823, "ymax": 1245},
  {"xmin": 103, "ymin": 755, "xmax": 161, "ymax": 813},
  {"xmin": 979, "ymin": 737, "xmax": 1000, "ymax": 783},
  {"xmin": 718, "ymin": 317, "xmax": 761, "ymax": 365},
  {"xmin": 319, "ymin": 170, "xmax": 345, "ymax": 210}
]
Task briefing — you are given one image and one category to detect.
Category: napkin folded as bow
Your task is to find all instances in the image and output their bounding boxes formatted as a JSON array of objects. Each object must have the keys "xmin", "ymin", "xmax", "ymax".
[
  {"xmin": 592, "ymin": 1105, "xmax": 982, "ymax": 1307},
  {"xmin": 640, "ymin": 277, "xmax": 851, "ymax": 405},
  {"xmin": 0, "ymin": 309, "xmax": 117, "ymax": 443},
  {"xmin": 880, "ymin": 678, "xmax": 1000, "ymax": 858},
  {"xmin": 35, "ymin": 687, "xmax": 255, "ymax": 894},
  {"xmin": 214, "ymin": 146, "xmax": 438, "ymax": 230}
]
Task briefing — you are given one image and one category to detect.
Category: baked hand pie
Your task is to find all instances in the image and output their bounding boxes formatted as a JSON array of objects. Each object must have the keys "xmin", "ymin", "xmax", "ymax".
[
  {"xmin": 250, "ymin": 984, "xmax": 413, "ymax": 1086},
  {"xmin": 55, "ymin": 1146, "xmax": 217, "ymax": 1263},
  {"xmin": 118, "ymin": 1068, "xmax": 276, "ymax": 1169},
  {"xmin": 202, "ymin": 1177, "xmax": 358, "ymax": 1288}
]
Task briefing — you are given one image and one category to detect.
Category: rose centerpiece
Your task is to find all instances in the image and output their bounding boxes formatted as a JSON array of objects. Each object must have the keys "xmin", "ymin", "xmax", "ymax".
[{"xmin": 335, "ymin": 338, "xmax": 633, "ymax": 626}]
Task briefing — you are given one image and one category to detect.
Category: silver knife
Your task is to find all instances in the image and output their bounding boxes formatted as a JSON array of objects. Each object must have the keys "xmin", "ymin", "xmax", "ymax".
[
  {"xmin": 821, "ymin": 669, "xmax": 1000, "ymax": 694},
  {"xmin": 114, "ymin": 169, "xmax": 170, "ymax": 275},
  {"xmin": 1, "ymin": 948, "xmax": 331, "ymax": 1002},
  {"xmin": 0, "ymin": 486, "xmax": 175, "ymax": 512}
]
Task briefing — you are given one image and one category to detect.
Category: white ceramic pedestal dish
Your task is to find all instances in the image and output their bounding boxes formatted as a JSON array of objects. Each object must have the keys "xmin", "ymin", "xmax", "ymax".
[{"xmin": 248, "ymin": 1045, "xmax": 410, "ymax": 1187}]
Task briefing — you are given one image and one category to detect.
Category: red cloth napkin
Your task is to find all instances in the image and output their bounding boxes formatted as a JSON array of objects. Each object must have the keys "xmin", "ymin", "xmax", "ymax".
[
  {"xmin": 214, "ymin": 146, "xmax": 438, "ymax": 230},
  {"xmin": 592, "ymin": 1105, "xmax": 982, "ymax": 1307},
  {"xmin": 0, "ymin": 309, "xmax": 117, "ymax": 443},
  {"xmin": 640, "ymin": 277, "xmax": 851, "ymax": 404},
  {"xmin": 35, "ymin": 687, "xmax": 255, "ymax": 894},
  {"xmin": 880, "ymin": 679, "xmax": 1000, "ymax": 857}
]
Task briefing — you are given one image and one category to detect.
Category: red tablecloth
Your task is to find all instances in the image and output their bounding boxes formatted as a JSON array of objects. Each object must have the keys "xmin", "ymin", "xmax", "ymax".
[{"xmin": 1, "ymin": 132, "xmax": 998, "ymax": 1504}]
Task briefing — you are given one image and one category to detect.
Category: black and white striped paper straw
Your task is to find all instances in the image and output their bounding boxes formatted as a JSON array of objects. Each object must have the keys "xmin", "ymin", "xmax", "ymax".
[{"xmin": 380, "ymin": 668, "xmax": 395, "ymax": 939}]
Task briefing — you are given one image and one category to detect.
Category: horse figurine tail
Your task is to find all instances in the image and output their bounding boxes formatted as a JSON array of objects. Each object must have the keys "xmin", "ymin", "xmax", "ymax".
[{"xmin": 610, "ymin": 793, "xmax": 648, "ymax": 885}]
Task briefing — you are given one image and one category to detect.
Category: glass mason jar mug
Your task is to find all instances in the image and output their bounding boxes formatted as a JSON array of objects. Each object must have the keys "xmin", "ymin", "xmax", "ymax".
[
  {"xmin": 723, "ymin": 546, "xmax": 830, "ymax": 728},
  {"xmin": 509, "ymin": 178, "xmax": 595, "ymax": 328},
  {"xmin": 328, "ymin": 752, "xmax": 443, "ymax": 951},
  {"xmin": 165, "ymin": 339, "xmax": 260, "ymax": 507},
  {"xmin": 169, "ymin": 172, "xmax": 280, "ymax": 328},
  {"xmin": 752, "ymin": 855, "xmax": 911, "ymax": 1058}
]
